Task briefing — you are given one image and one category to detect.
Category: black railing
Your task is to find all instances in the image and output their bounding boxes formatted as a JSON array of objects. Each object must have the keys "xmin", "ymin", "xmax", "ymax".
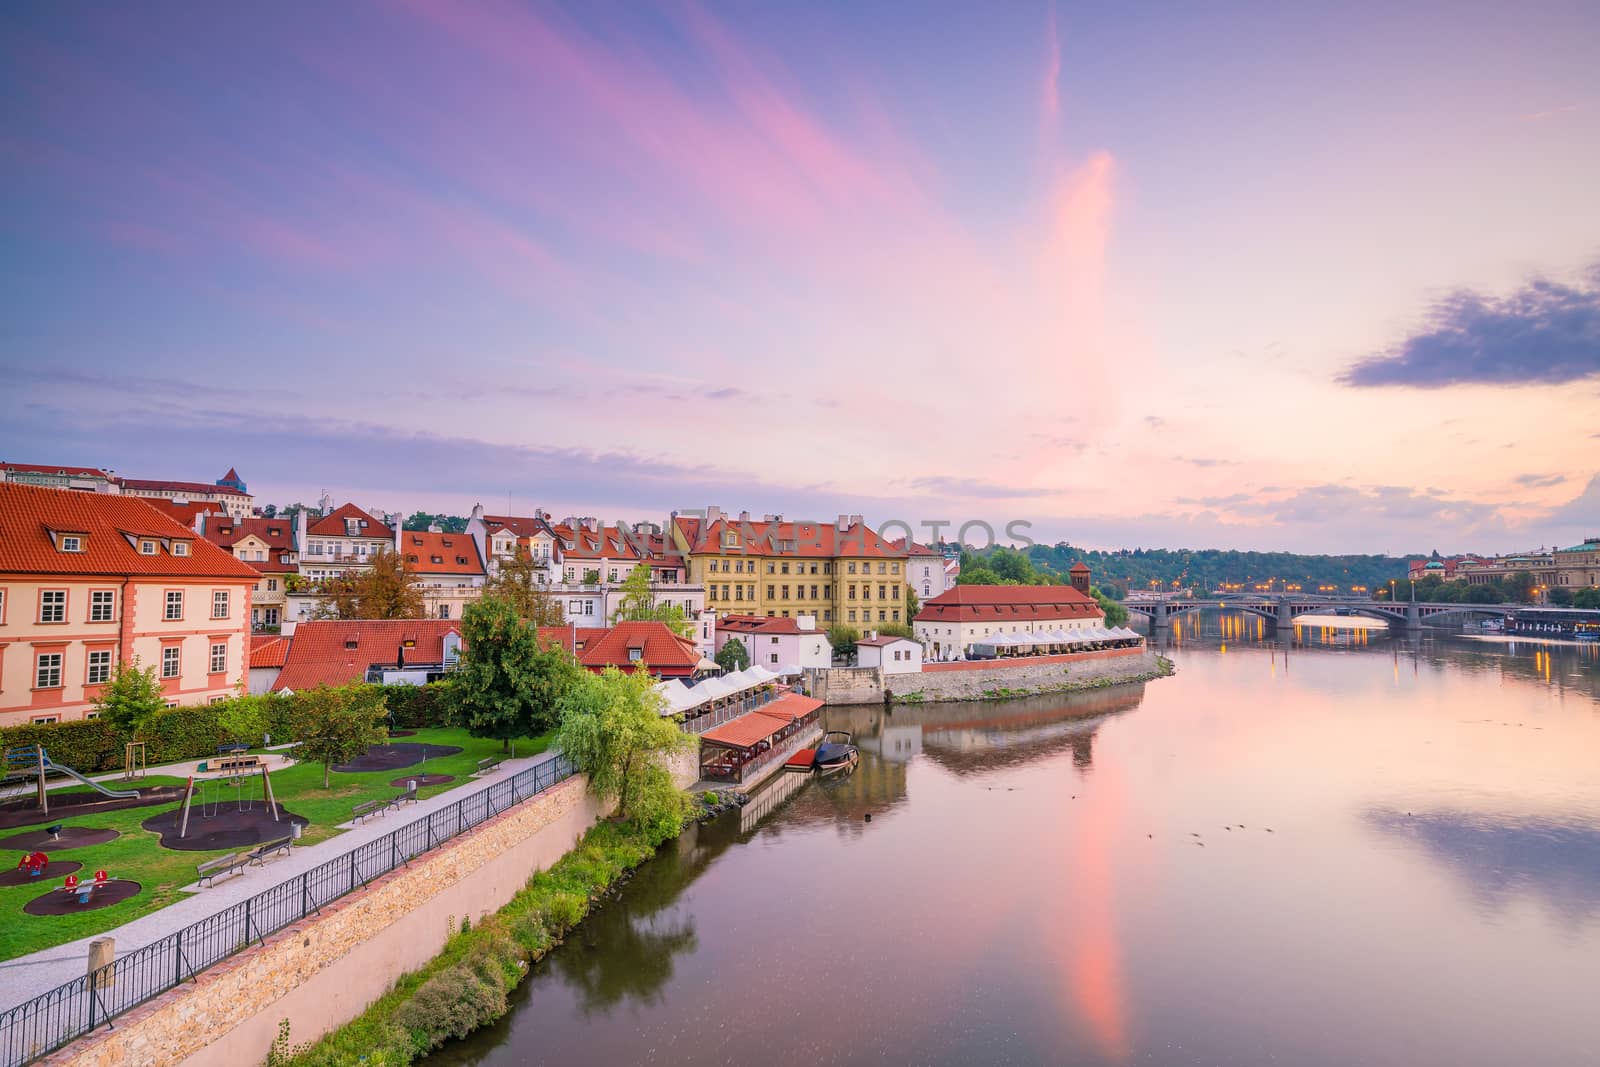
[{"xmin": 0, "ymin": 755, "xmax": 575, "ymax": 1067}]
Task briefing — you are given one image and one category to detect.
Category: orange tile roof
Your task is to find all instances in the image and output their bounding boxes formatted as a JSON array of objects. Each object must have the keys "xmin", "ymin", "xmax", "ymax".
[
  {"xmin": 271, "ymin": 620, "xmax": 462, "ymax": 691},
  {"xmin": 399, "ymin": 530, "xmax": 485, "ymax": 575},
  {"xmin": 0, "ymin": 482, "xmax": 260, "ymax": 579},
  {"xmin": 249, "ymin": 633, "xmax": 292, "ymax": 669},
  {"xmin": 700, "ymin": 695, "xmax": 820, "ymax": 748},
  {"xmin": 689, "ymin": 517, "xmax": 905, "ymax": 559},
  {"xmin": 537, "ymin": 621, "xmax": 701, "ymax": 676},
  {"xmin": 748, "ymin": 692, "xmax": 823, "ymax": 722},
  {"xmin": 206, "ymin": 517, "xmax": 299, "ymax": 573},
  {"xmin": 888, "ymin": 538, "xmax": 944, "ymax": 557},
  {"xmin": 145, "ymin": 499, "xmax": 222, "ymax": 527},
  {"xmin": 307, "ymin": 503, "xmax": 394, "ymax": 539},
  {"xmin": 914, "ymin": 583, "xmax": 1102, "ymax": 624},
  {"xmin": 481, "ymin": 513, "xmax": 554, "ymax": 539},
  {"xmin": 549, "ymin": 522, "xmax": 650, "ymax": 561},
  {"xmin": 715, "ymin": 614, "xmax": 816, "ymax": 636}
]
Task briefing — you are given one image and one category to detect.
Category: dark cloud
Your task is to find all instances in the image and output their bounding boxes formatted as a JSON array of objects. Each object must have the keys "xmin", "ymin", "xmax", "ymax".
[
  {"xmin": 1342, "ymin": 262, "xmax": 1600, "ymax": 387},
  {"xmin": 1513, "ymin": 473, "xmax": 1566, "ymax": 488}
]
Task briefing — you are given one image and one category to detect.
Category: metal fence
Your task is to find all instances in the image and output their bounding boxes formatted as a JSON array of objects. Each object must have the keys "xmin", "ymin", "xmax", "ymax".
[{"xmin": 0, "ymin": 755, "xmax": 575, "ymax": 1067}]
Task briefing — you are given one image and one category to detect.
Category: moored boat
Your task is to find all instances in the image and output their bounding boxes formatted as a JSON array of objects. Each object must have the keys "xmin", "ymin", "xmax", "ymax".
[{"xmin": 813, "ymin": 731, "xmax": 859, "ymax": 775}]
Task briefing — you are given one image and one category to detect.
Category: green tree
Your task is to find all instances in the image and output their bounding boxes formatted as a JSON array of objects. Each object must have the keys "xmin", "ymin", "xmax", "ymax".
[
  {"xmin": 484, "ymin": 545, "xmax": 565, "ymax": 626},
  {"xmin": 1504, "ymin": 570, "xmax": 1537, "ymax": 604},
  {"xmin": 555, "ymin": 667, "xmax": 692, "ymax": 828},
  {"xmin": 715, "ymin": 637, "xmax": 749, "ymax": 672},
  {"xmin": 92, "ymin": 657, "xmax": 165, "ymax": 736},
  {"xmin": 1091, "ymin": 586, "xmax": 1129, "ymax": 627},
  {"xmin": 313, "ymin": 548, "xmax": 425, "ymax": 619},
  {"xmin": 1573, "ymin": 588, "xmax": 1600, "ymax": 609},
  {"xmin": 612, "ymin": 565, "xmax": 693, "ymax": 637},
  {"xmin": 905, "ymin": 588, "xmax": 920, "ymax": 622},
  {"xmin": 453, "ymin": 595, "xmax": 581, "ymax": 750},
  {"xmin": 827, "ymin": 625, "xmax": 860, "ymax": 658},
  {"xmin": 296, "ymin": 684, "xmax": 388, "ymax": 788}
]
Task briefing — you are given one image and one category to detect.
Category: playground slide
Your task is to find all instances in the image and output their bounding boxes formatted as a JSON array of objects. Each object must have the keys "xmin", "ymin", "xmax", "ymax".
[{"xmin": 45, "ymin": 761, "xmax": 140, "ymax": 800}]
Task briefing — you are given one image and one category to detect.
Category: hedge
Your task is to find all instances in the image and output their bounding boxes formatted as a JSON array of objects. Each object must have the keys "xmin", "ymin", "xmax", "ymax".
[{"xmin": 0, "ymin": 683, "xmax": 458, "ymax": 774}]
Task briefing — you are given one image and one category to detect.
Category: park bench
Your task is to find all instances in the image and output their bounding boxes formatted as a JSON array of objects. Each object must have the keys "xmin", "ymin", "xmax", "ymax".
[
  {"xmin": 217, "ymin": 742, "xmax": 250, "ymax": 755},
  {"xmin": 395, "ymin": 788, "xmax": 418, "ymax": 806},
  {"xmin": 196, "ymin": 851, "xmax": 250, "ymax": 887},
  {"xmin": 215, "ymin": 755, "xmax": 260, "ymax": 773},
  {"xmin": 475, "ymin": 755, "xmax": 504, "ymax": 776},
  {"xmin": 351, "ymin": 797, "xmax": 399, "ymax": 823},
  {"xmin": 248, "ymin": 836, "xmax": 293, "ymax": 866}
]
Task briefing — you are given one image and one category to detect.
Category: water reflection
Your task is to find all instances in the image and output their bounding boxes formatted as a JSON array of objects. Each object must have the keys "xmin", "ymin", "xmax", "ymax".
[{"xmin": 1366, "ymin": 808, "xmax": 1600, "ymax": 927}]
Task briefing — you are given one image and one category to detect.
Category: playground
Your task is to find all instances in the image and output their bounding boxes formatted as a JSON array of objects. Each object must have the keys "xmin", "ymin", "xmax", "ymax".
[{"xmin": 0, "ymin": 727, "xmax": 550, "ymax": 960}]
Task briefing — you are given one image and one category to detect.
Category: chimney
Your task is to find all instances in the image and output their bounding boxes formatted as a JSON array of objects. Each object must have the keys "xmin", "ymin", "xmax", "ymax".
[
  {"xmin": 470, "ymin": 503, "xmax": 484, "ymax": 521},
  {"xmin": 706, "ymin": 506, "xmax": 723, "ymax": 523},
  {"xmin": 837, "ymin": 514, "xmax": 849, "ymax": 532},
  {"xmin": 797, "ymin": 614, "xmax": 815, "ymax": 631},
  {"xmin": 739, "ymin": 510, "xmax": 751, "ymax": 522},
  {"xmin": 295, "ymin": 509, "xmax": 309, "ymax": 553}
]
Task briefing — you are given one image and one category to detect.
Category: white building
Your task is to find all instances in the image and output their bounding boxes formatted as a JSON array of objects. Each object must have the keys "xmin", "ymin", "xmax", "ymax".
[
  {"xmin": 855, "ymin": 632, "xmax": 923, "ymax": 674},
  {"xmin": 715, "ymin": 614, "xmax": 832, "ymax": 674},
  {"xmin": 913, "ymin": 579, "xmax": 1104, "ymax": 660},
  {"xmin": 898, "ymin": 541, "xmax": 953, "ymax": 600}
]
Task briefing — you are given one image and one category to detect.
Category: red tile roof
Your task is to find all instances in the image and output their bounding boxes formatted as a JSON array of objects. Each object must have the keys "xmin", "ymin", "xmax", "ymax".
[
  {"xmin": 856, "ymin": 634, "xmax": 919, "ymax": 647},
  {"xmin": 271, "ymin": 620, "xmax": 461, "ymax": 691},
  {"xmin": 538, "ymin": 621, "xmax": 701, "ymax": 676},
  {"xmin": 399, "ymin": 530, "xmax": 485, "ymax": 575},
  {"xmin": 1069, "ymin": 562, "xmax": 1091, "ymax": 574},
  {"xmin": 205, "ymin": 517, "xmax": 299, "ymax": 573},
  {"xmin": 145, "ymin": 499, "xmax": 222, "ymax": 527},
  {"xmin": 700, "ymin": 694, "xmax": 821, "ymax": 748},
  {"xmin": 536, "ymin": 626, "xmax": 611, "ymax": 657},
  {"xmin": 888, "ymin": 538, "xmax": 944, "ymax": 557},
  {"xmin": 1, "ymin": 462, "xmax": 114, "ymax": 479},
  {"xmin": 548, "ymin": 522, "xmax": 649, "ymax": 561},
  {"xmin": 0, "ymin": 482, "xmax": 260, "ymax": 579},
  {"xmin": 480, "ymin": 514, "xmax": 555, "ymax": 539},
  {"xmin": 688, "ymin": 517, "xmax": 905, "ymax": 559},
  {"xmin": 715, "ymin": 614, "xmax": 817, "ymax": 636},
  {"xmin": 307, "ymin": 503, "xmax": 394, "ymax": 539},
  {"xmin": 914, "ymin": 583, "xmax": 1103, "ymax": 624},
  {"xmin": 249, "ymin": 633, "xmax": 292, "ymax": 669}
]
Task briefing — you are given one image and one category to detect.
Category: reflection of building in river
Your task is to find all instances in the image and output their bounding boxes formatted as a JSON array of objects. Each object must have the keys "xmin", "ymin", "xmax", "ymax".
[
  {"xmin": 912, "ymin": 686, "xmax": 1145, "ymax": 776},
  {"xmin": 856, "ymin": 722, "xmax": 922, "ymax": 763}
]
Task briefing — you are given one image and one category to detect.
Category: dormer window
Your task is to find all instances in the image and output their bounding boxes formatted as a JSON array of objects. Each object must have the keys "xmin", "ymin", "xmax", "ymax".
[
  {"xmin": 344, "ymin": 637, "xmax": 359, "ymax": 649},
  {"xmin": 407, "ymin": 553, "xmax": 419, "ymax": 563},
  {"xmin": 430, "ymin": 555, "xmax": 443, "ymax": 564},
  {"xmin": 60, "ymin": 535, "xmax": 83, "ymax": 553},
  {"xmin": 140, "ymin": 541, "xmax": 157, "ymax": 555},
  {"xmin": 173, "ymin": 542, "xmax": 189, "ymax": 556},
  {"xmin": 456, "ymin": 556, "xmax": 468, "ymax": 565},
  {"xmin": 628, "ymin": 647, "xmax": 643, "ymax": 662}
]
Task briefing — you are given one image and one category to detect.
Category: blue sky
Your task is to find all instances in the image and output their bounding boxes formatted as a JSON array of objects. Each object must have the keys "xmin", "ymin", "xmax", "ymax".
[{"xmin": 2, "ymin": 1, "xmax": 1597, "ymax": 553}]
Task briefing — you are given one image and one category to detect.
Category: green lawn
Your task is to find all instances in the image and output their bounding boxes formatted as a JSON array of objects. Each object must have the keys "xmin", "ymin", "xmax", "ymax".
[{"xmin": 0, "ymin": 728, "xmax": 549, "ymax": 962}]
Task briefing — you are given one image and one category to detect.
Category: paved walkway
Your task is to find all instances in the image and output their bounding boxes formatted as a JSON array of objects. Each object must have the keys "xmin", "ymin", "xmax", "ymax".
[{"xmin": 0, "ymin": 748, "xmax": 564, "ymax": 1013}]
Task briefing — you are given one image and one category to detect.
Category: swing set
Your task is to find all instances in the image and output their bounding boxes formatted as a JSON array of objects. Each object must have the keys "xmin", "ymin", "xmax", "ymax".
[{"xmin": 175, "ymin": 763, "xmax": 281, "ymax": 839}]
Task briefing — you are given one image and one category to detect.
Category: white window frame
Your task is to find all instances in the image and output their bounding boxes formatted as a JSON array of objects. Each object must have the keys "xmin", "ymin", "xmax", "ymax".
[
  {"xmin": 140, "ymin": 540, "xmax": 157, "ymax": 555},
  {"xmin": 36, "ymin": 653, "xmax": 64, "ymax": 688},
  {"xmin": 173, "ymin": 541, "xmax": 189, "ymax": 556},
  {"xmin": 165, "ymin": 590, "xmax": 184, "ymax": 620},
  {"xmin": 90, "ymin": 589, "xmax": 115, "ymax": 622},
  {"xmin": 209, "ymin": 642, "xmax": 227, "ymax": 674},
  {"xmin": 86, "ymin": 649, "xmax": 112, "ymax": 685},
  {"xmin": 161, "ymin": 646, "xmax": 181, "ymax": 678},
  {"xmin": 212, "ymin": 590, "xmax": 229, "ymax": 619},
  {"xmin": 40, "ymin": 589, "xmax": 66, "ymax": 624},
  {"xmin": 61, "ymin": 535, "xmax": 82, "ymax": 552}
]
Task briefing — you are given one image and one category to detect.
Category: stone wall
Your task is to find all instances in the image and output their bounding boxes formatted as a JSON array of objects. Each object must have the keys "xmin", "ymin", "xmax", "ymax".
[
  {"xmin": 889, "ymin": 648, "xmax": 1164, "ymax": 704},
  {"xmin": 49, "ymin": 775, "xmax": 608, "ymax": 1067},
  {"xmin": 804, "ymin": 665, "xmax": 884, "ymax": 705}
]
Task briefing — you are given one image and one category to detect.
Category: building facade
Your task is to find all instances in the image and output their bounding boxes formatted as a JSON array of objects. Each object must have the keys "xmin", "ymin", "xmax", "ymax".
[
  {"xmin": 298, "ymin": 503, "xmax": 397, "ymax": 581},
  {"xmin": 200, "ymin": 515, "xmax": 300, "ymax": 630},
  {"xmin": 0, "ymin": 462, "xmax": 119, "ymax": 494},
  {"xmin": 396, "ymin": 528, "xmax": 487, "ymax": 620},
  {"xmin": 119, "ymin": 468, "xmax": 253, "ymax": 519},
  {"xmin": 715, "ymin": 614, "xmax": 832, "ymax": 673},
  {"xmin": 855, "ymin": 632, "xmax": 923, "ymax": 674},
  {"xmin": 912, "ymin": 581, "xmax": 1104, "ymax": 660},
  {"xmin": 0, "ymin": 483, "xmax": 257, "ymax": 725}
]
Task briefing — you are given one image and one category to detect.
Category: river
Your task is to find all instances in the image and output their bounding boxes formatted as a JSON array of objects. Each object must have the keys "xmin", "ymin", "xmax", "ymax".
[{"xmin": 436, "ymin": 617, "xmax": 1600, "ymax": 1067}]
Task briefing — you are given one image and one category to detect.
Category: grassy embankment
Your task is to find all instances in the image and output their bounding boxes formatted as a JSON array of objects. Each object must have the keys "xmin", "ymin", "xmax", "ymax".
[{"xmin": 0, "ymin": 728, "xmax": 548, "ymax": 961}]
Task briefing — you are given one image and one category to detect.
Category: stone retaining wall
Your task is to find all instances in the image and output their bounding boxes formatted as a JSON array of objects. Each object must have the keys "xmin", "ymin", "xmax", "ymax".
[
  {"xmin": 49, "ymin": 776, "xmax": 607, "ymax": 1067},
  {"xmin": 889, "ymin": 648, "xmax": 1164, "ymax": 704},
  {"xmin": 804, "ymin": 665, "xmax": 884, "ymax": 705}
]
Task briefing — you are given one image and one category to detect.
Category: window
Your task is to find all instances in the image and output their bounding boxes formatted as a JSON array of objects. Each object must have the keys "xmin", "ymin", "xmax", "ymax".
[
  {"xmin": 848, "ymin": 562, "xmax": 857, "ymax": 574},
  {"xmin": 35, "ymin": 653, "xmax": 63, "ymax": 688},
  {"xmin": 438, "ymin": 604, "xmax": 451, "ymax": 619},
  {"xmin": 60, "ymin": 535, "xmax": 82, "ymax": 552},
  {"xmin": 173, "ymin": 542, "xmax": 188, "ymax": 556},
  {"xmin": 88, "ymin": 649, "xmax": 114, "ymax": 683},
  {"xmin": 264, "ymin": 607, "xmax": 280, "ymax": 625},
  {"xmin": 781, "ymin": 585, "xmax": 790, "ymax": 599},
  {"xmin": 165, "ymin": 590, "xmax": 184, "ymax": 620},
  {"xmin": 770, "ymin": 653, "xmax": 779, "ymax": 664},
  {"xmin": 40, "ymin": 590, "xmax": 66, "ymax": 623},
  {"xmin": 210, "ymin": 696, "xmax": 226, "ymax": 704},
  {"xmin": 162, "ymin": 646, "xmax": 180, "ymax": 678},
  {"xmin": 140, "ymin": 541, "xmax": 156, "ymax": 555},
  {"xmin": 584, "ymin": 601, "xmax": 594, "ymax": 616},
  {"xmin": 212, "ymin": 590, "xmax": 229, "ymax": 619},
  {"xmin": 90, "ymin": 590, "xmax": 115, "ymax": 622},
  {"xmin": 879, "ymin": 610, "xmax": 887, "ymax": 622},
  {"xmin": 848, "ymin": 584, "xmax": 857, "ymax": 600},
  {"xmin": 268, "ymin": 578, "xmax": 278, "ymax": 591},
  {"xmin": 879, "ymin": 563, "xmax": 887, "ymax": 574},
  {"xmin": 31, "ymin": 715, "xmax": 60, "ymax": 725},
  {"xmin": 628, "ymin": 648, "xmax": 642, "ymax": 662},
  {"xmin": 209, "ymin": 643, "xmax": 227, "ymax": 674},
  {"xmin": 781, "ymin": 562, "xmax": 790, "ymax": 574},
  {"xmin": 0, "ymin": 589, "xmax": 5, "ymax": 622}
]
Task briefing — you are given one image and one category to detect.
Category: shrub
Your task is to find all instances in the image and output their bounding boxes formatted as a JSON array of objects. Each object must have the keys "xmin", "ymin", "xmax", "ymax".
[
  {"xmin": 392, "ymin": 951, "xmax": 508, "ymax": 1050},
  {"xmin": 385, "ymin": 683, "xmax": 453, "ymax": 729},
  {"xmin": 0, "ymin": 719, "xmax": 124, "ymax": 773}
]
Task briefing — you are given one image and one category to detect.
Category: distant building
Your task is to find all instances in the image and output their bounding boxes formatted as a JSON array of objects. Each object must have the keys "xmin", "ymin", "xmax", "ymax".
[
  {"xmin": 270, "ymin": 619, "xmax": 463, "ymax": 692},
  {"xmin": 538, "ymin": 620, "xmax": 703, "ymax": 678},
  {"xmin": 395, "ymin": 528, "xmax": 487, "ymax": 620},
  {"xmin": 200, "ymin": 515, "xmax": 300, "ymax": 629},
  {"xmin": 913, "ymin": 579, "xmax": 1104, "ymax": 660},
  {"xmin": 715, "ymin": 613, "xmax": 831, "ymax": 674},
  {"xmin": 855, "ymin": 632, "xmax": 923, "ymax": 675},
  {"xmin": 1554, "ymin": 537, "xmax": 1600, "ymax": 592},
  {"xmin": 120, "ymin": 468, "xmax": 253, "ymax": 519},
  {"xmin": 0, "ymin": 482, "xmax": 258, "ymax": 724},
  {"xmin": 0, "ymin": 462, "xmax": 118, "ymax": 494},
  {"xmin": 894, "ymin": 540, "xmax": 953, "ymax": 601},
  {"xmin": 297, "ymin": 503, "xmax": 396, "ymax": 581}
]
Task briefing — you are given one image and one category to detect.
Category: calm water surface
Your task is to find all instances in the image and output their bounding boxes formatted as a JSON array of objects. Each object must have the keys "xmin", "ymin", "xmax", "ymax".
[{"xmin": 440, "ymin": 619, "xmax": 1600, "ymax": 1066}]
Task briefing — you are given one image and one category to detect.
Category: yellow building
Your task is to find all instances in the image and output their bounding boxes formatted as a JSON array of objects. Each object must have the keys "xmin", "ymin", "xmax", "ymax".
[{"xmin": 671, "ymin": 509, "xmax": 906, "ymax": 625}]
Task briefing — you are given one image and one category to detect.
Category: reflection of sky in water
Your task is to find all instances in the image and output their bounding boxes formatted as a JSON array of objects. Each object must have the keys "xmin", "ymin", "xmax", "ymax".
[{"xmin": 1366, "ymin": 808, "xmax": 1600, "ymax": 927}]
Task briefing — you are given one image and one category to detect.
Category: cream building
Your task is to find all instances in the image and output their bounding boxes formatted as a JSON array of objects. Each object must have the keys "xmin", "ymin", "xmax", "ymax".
[{"xmin": 913, "ymin": 581, "xmax": 1105, "ymax": 660}]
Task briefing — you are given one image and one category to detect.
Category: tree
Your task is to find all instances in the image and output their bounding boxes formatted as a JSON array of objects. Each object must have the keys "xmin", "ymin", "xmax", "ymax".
[
  {"xmin": 1548, "ymin": 587, "xmax": 1575, "ymax": 607},
  {"xmin": 612, "ymin": 565, "xmax": 693, "ymax": 637},
  {"xmin": 827, "ymin": 625, "xmax": 860, "ymax": 658},
  {"xmin": 715, "ymin": 637, "xmax": 749, "ymax": 672},
  {"xmin": 359, "ymin": 548, "xmax": 427, "ymax": 619},
  {"xmin": 555, "ymin": 667, "xmax": 692, "ymax": 829},
  {"xmin": 905, "ymin": 588, "xmax": 920, "ymax": 622},
  {"xmin": 1091, "ymin": 586, "xmax": 1130, "ymax": 627},
  {"xmin": 1573, "ymin": 587, "xmax": 1600, "ymax": 610},
  {"xmin": 1504, "ymin": 570, "xmax": 1537, "ymax": 604},
  {"xmin": 296, "ymin": 684, "xmax": 388, "ymax": 788},
  {"xmin": 484, "ymin": 545, "xmax": 564, "ymax": 626},
  {"xmin": 453, "ymin": 595, "xmax": 581, "ymax": 750},
  {"xmin": 92, "ymin": 658, "xmax": 165, "ymax": 736}
]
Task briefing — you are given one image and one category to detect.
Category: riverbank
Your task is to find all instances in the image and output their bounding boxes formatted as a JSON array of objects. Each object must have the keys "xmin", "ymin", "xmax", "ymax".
[
  {"xmin": 275, "ymin": 805, "xmax": 704, "ymax": 1067},
  {"xmin": 887, "ymin": 649, "xmax": 1173, "ymax": 705}
]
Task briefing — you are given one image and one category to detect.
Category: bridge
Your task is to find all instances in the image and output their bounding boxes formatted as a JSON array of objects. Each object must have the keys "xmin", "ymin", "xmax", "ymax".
[{"xmin": 1125, "ymin": 594, "xmax": 1515, "ymax": 631}]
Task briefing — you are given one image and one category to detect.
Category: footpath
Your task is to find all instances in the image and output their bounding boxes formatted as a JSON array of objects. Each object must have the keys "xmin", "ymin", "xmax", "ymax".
[{"xmin": 0, "ymin": 748, "xmax": 562, "ymax": 1014}]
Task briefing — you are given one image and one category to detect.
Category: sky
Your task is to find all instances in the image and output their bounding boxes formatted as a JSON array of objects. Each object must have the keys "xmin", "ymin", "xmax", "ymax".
[{"xmin": 2, "ymin": 0, "xmax": 1597, "ymax": 555}]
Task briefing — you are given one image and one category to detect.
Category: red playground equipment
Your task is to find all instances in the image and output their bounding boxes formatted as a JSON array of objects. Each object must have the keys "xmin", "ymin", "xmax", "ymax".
[{"xmin": 16, "ymin": 851, "xmax": 49, "ymax": 877}]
